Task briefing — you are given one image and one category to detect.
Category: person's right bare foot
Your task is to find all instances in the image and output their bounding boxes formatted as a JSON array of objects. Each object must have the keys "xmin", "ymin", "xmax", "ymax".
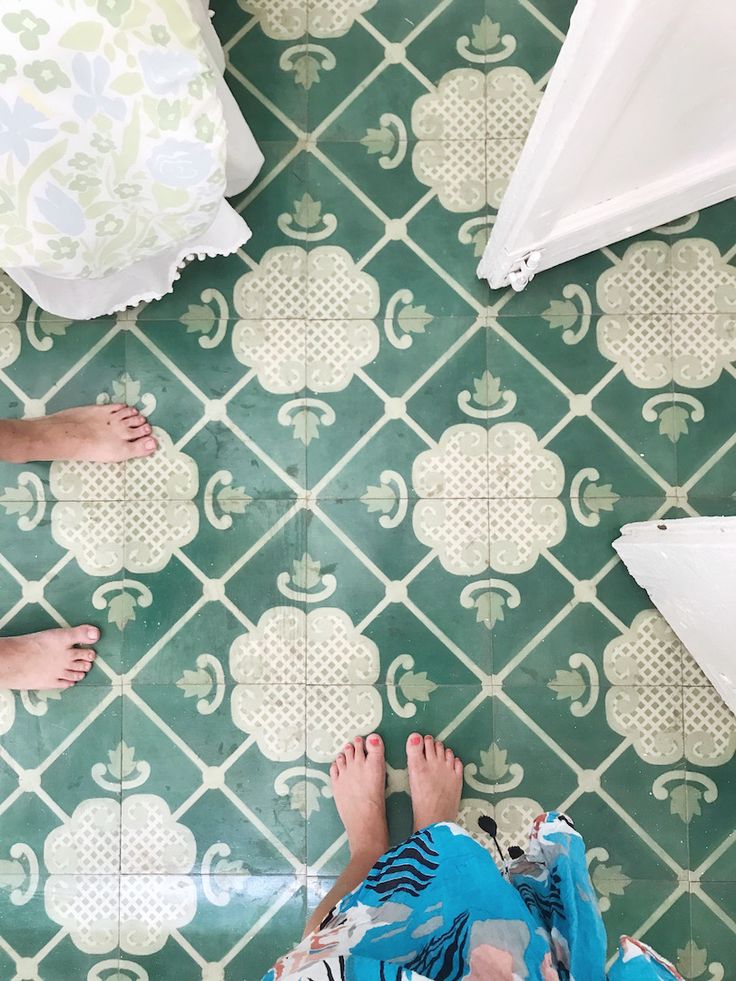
[
  {"xmin": 0, "ymin": 626, "xmax": 99, "ymax": 690},
  {"xmin": 406, "ymin": 733, "xmax": 464, "ymax": 832},
  {"xmin": 330, "ymin": 734, "xmax": 389, "ymax": 860},
  {"xmin": 0, "ymin": 404, "xmax": 157, "ymax": 464}
]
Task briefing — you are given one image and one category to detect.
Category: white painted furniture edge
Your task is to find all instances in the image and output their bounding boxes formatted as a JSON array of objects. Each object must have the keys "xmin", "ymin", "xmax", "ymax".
[
  {"xmin": 477, "ymin": 0, "xmax": 736, "ymax": 290},
  {"xmin": 614, "ymin": 517, "xmax": 736, "ymax": 716}
]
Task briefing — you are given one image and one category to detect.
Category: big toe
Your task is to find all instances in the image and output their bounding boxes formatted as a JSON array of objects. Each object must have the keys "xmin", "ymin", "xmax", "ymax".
[
  {"xmin": 125, "ymin": 436, "xmax": 157, "ymax": 458},
  {"xmin": 66, "ymin": 624, "xmax": 100, "ymax": 647},
  {"xmin": 406, "ymin": 732, "xmax": 426, "ymax": 762}
]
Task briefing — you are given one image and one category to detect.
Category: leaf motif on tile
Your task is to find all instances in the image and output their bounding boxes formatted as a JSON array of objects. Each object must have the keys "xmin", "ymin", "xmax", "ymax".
[
  {"xmin": 361, "ymin": 470, "xmax": 408, "ymax": 528},
  {"xmin": 360, "ymin": 113, "xmax": 407, "ymax": 170},
  {"xmin": 19, "ymin": 687, "xmax": 62, "ymax": 718},
  {"xmin": 176, "ymin": 654, "xmax": 225, "ymax": 715},
  {"xmin": 92, "ymin": 740, "xmax": 151, "ymax": 791},
  {"xmin": 24, "ymin": 307, "xmax": 71, "ymax": 352},
  {"xmin": 0, "ymin": 472, "xmax": 45, "ymax": 530},
  {"xmin": 99, "ymin": 371, "xmax": 157, "ymax": 416},
  {"xmin": 278, "ymin": 398, "xmax": 335, "ymax": 446},
  {"xmin": 458, "ymin": 369, "xmax": 516, "ymax": 419},
  {"xmin": 398, "ymin": 670, "xmax": 437, "ymax": 704},
  {"xmin": 457, "ymin": 16, "xmax": 516, "ymax": 64},
  {"xmin": 458, "ymin": 216, "xmax": 493, "ymax": 257},
  {"xmin": 643, "ymin": 393, "xmax": 705, "ymax": 444},
  {"xmin": 548, "ymin": 653, "xmax": 598, "ymax": 717},
  {"xmin": 278, "ymin": 192, "xmax": 337, "ymax": 242},
  {"xmin": 180, "ymin": 303, "xmax": 215, "ymax": 334},
  {"xmin": 0, "ymin": 843, "xmax": 38, "ymax": 906},
  {"xmin": 202, "ymin": 843, "xmax": 249, "ymax": 906},
  {"xmin": 652, "ymin": 770, "xmax": 718, "ymax": 826},
  {"xmin": 676, "ymin": 941, "xmax": 719, "ymax": 980},
  {"xmin": 387, "ymin": 655, "xmax": 437, "ymax": 718},
  {"xmin": 277, "ymin": 552, "xmax": 337, "ymax": 603},
  {"xmin": 205, "ymin": 470, "xmax": 252, "ymax": 529},
  {"xmin": 587, "ymin": 848, "xmax": 631, "ymax": 911},
  {"xmin": 542, "ymin": 285, "xmax": 592, "ymax": 345},
  {"xmin": 460, "ymin": 579, "xmax": 521, "ymax": 630},
  {"xmin": 570, "ymin": 467, "xmax": 619, "ymax": 528},
  {"xmin": 179, "ymin": 288, "xmax": 229, "ymax": 348},
  {"xmin": 464, "ymin": 741, "xmax": 523, "ymax": 793},
  {"xmin": 274, "ymin": 767, "xmax": 333, "ymax": 818},
  {"xmin": 383, "ymin": 289, "xmax": 431, "ymax": 349},
  {"xmin": 92, "ymin": 581, "xmax": 153, "ymax": 632},
  {"xmin": 280, "ymin": 43, "xmax": 335, "ymax": 90}
]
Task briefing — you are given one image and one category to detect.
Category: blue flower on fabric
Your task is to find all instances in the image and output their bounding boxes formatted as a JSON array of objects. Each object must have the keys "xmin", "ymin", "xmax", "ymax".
[
  {"xmin": 35, "ymin": 184, "xmax": 85, "ymax": 235},
  {"xmin": 138, "ymin": 49, "xmax": 199, "ymax": 95},
  {"xmin": 147, "ymin": 139, "xmax": 213, "ymax": 188},
  {"xmin": 71, "ymin": 55, "xmax": 126, "ymax": 121},
  {"xmin": 0, "ymin": 97, "xmax": 54, "ymax": 165}
]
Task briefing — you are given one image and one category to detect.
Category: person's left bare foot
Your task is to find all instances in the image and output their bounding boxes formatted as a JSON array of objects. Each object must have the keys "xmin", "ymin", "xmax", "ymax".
[{"xmin": 330, "ymin": 734, "xmax": 389, "ymax": 860}]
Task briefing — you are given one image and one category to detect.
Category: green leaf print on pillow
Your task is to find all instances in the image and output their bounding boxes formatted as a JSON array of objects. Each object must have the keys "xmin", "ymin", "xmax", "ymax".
[
  {"xmin": 24, "ymin": 60, "xmax": 71, "ymax": 94},
  {"xmin": 2, "ymin": 11, "xmax": 50, "ymax": 51},
  {"xmin": 96, "ymin": 0, "xmax": 133, "ymax": 28}
]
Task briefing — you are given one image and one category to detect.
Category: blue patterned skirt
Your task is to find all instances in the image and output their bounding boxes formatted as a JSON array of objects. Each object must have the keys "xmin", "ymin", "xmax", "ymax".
[{"xmin": 265, "ymin": 812, "xmax": 682, "ymax": 980}]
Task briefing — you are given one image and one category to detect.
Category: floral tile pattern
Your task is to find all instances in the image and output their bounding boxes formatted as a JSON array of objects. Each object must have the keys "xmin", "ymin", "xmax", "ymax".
[{"xmin": 1, "ymin": 1, "xmax": 735, "ymax": 978}]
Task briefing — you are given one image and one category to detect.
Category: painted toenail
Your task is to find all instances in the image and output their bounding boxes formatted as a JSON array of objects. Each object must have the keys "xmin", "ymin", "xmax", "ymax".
[
  {"xmin": 410, "ymin": 735, "xmax": 422, "ymax": 745},
  {"xmin": 369, "ymin": 736, "xmax": 380, "ymax": 746}
]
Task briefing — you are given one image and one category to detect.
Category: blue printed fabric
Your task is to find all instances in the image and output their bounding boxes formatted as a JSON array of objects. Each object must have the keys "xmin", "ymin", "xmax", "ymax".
[{"xmin": 265, "ymin": 812, "xmax": 683, "ymax": 980}]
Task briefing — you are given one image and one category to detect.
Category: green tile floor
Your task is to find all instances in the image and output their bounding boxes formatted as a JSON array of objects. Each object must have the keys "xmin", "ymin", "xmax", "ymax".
[{"xmin": 1, "ymin": 0, "xmax": 736, "ymax": 977}]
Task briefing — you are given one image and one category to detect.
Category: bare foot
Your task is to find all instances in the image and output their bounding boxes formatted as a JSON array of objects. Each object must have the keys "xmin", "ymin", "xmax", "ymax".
[
  {"xmin": 406, "ymin": 733, "xmax": 464, "ymax": 832},
  {"xmin": 330, "ymin": 734, "xmax": 389, "ymax": 860},
  {"xmin": 0, "ymin": 626, "xmax": 99, "ymax": 690},
  {"xmin": 1, "ymin": 404, "xmax": 158, "ymax": 464}
]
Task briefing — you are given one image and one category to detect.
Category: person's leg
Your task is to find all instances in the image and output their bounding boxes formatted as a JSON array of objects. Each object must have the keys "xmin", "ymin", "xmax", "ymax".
[
  {"xmin": 0, "ymin": 404, "xmax": 157, "ymax": 464},
  {"xmin": 304, "ymin": 733, "xmax": 389, "ymax": 936},
  {"xmin": 303, "ymin": 732, "xmax": 465, "ymax": 939},
  {"xmin": 0, "ymin": 625, "xmax": 99, "ymax": 690}
]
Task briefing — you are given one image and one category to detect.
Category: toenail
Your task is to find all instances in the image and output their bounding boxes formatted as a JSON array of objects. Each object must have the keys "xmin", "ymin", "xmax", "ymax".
[
  {"xmin": 145, "ymin": 439, "xmax": 156, "ymax": 449},
  {"xmin": 410, "ymin": 735, "xmax": 422, "ymax": 746},
  {"xmin": 369, "ymin": 736, "xmax": 380, "ymax": 746},
  {"xmin": 87, "ymin": 629, "xmax": 99, "ymax": 640}
]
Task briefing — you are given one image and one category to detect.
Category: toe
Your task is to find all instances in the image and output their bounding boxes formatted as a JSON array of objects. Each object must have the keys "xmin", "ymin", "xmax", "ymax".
[
  {"xmin": 434, "ymin": 739, "xmax": 445, "ymax": 758},
  {"xmin": 67, "ymin": 625, "xmax": 100, "ymax": 646},
  {"xmin": 366, "ymin": 733, "xmax": 384, "ymax": 756},
  {"xmin": 335, "ymin": 752, "xmax": 347, "ymax": 772},
  {"xmin": 343, "ymin": 742, "xmax": 355, "ymax": 761},
  {"xmin": 112, "ymin": 405, "xmax": 137, "ymax": 419},
  {"xmin": 445, "ymin": 747, "xmax": 454, "ymax": 763},
  {"xmin": 454, "ymin": 758, "xmax": 464, "ymax": 776},
  {"xmin": 72, "ymin": 658, "xmax": 93, "ymax": 673},
  {"xmin": 61, "ymin": 669, "xmax": 85, "ymax": 682},
  {"xmin": 75, "ymin": 649, "xmax": 96, "ymax": 662},
  {"xmin": 407, "ymin": 732, "xmax": 424, "ymax": 759},
  {"xmin": 126, "ymin": 437, "xmax": 157, "ymax": 458},
  {"xmin": 424, "ymin": 735, "xmax": 436, "ymax": 758},
  {"xmin": 329, "ymin": 762, "xmax": 339, "ymax": 781},
  {"xmin": 352, "ymin": 735, "xmax": 365, "ymax": 760},
  {"xmin": 125, "ymin": 413, "xmax": 148, "ymax": 429}
]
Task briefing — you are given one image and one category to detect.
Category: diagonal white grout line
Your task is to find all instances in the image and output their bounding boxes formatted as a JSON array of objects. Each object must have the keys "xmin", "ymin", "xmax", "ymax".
[
  {"xmin": 403, "ymin": 0, "xmax": 456, "ymax": 47},
  {"xmin": 539, "ymin": 410, "xmax": 573, "ymax": 447},
  {"xmin": 225, "ymin": 62, "xmax": 305, "ymax": 140},
  {"xmin": 170, "ymin": 928, "xmax": 207, "ymax": 968},
  {"xmin": 600, "ymin": 246, "xmax": 622, "ymax": 267},
  {"xmin": 235, "ymin": 246, "xmax": 259, "ymax": 271},
  {"xmin": 218, "ymin": 733, "xmax": 256, "ymax": 776},
  {"xmin": 353, "ymin": 547, "xmax": 436, "ymax": 634},
  {"xmin": 401, "ymin": 413, "xmax": 438, "ymax": 449},
  {"xmin": 128, "ymin": 324, "xmax": 209, "ymax": 405},
  {"xmin": 682, "ymin": 429, "xmax": 736, "ymax": 494},
  {"xmin": 235, "ymin": 143, "xmax": 305, "ymax": 213},
  {"xmin": 222, "ymin": 19, "xmax": 257, "ymax": 53},
  {"xmin": 604, "ymin": 883, "xmax": 687, "ymax": 971},
  {"xmin": 222, "ymin": 415, "xmax": 306, "ymax": 497},
  {"xmin": 34, "ymin": 786, "xmax": 70, "ymax": 824},
  {"xmin": 694, "ymin": 826, "xmax": 736, "ymax": 878},
  {"xmin": 403, "ymin": 236, "xmax": 486, "ymax": 315},
  {"xmin": 221, "ymin": 368, "xmax": 257, "ymax": 405},
  {"xmin": 403, "ymin": 596, "xmax": 490, "ymax": 684},
  {"xmin": 0, "ymin": 932, "xmax": 20, "ymax": 967},
  {"xmin": 496, "ymin": 688, "xmax": 583, "ymax": 775},
  {"xmin": 310, "ymin": 412, "xmax": 390, "ymax": 498},
  {"xmin": 124, "ymin": 685, "xmax": 207, "ymax": 772},
  {"xmin": 588, "ymin": 410, "xmax": 673, "ymax": 493},
  {"xmin": 38, "ymin": 686, "xmax": 119, "ymax": 775},
  {"xmin": 438, "ymin": 688, "xmax": 490, "ymax": 741},
  {"xmin": 124, "ymin": 589, "xmax": 207, "ymax": 683},
  {"xmin": 311, "ymin": 503, "xmax": 391, "ymax": 586},
  {"xmin": 311, "ymin": 146, "xmax": 391, "ymax": 226},
  {"xmin": 311, "ymin": 61, "xmax": 393, "ymax": 142},
  {"xmin": 219, "ymin": 499, "xmax": 305, "ymax": 585},
  {"xmin": 174, "ymin": 414, "xmax": 209, "ymax": 451},
  {"xmin": 219, "ymin": 781, "xmax": 302, "ymax": 871},
  {"xmin": 41, "ymin": 322, "xmax": 122, "ymax": 405},
  {"xmin": 558, "ymin": 737, "xmax": 633, "ymax": 813},
  {"xmin": 218, "ymin": 875, "xmax": 304, "ymax": 968},
  {"xmin": 515, "ymin": 0, "xmax": 567, "ymax": 42},
  {"xmin": 494, "ymin": 594, "xmax": 579, "ymax": 684},
  {"xmin": 0, "ymin": 367, "xmax": 28, "ymax": 403},
  {"xmin": 309, "ymin": 831, "xmax": 347, "ymax": 875},
  {"xmin": 596, "ymin": 784, "xmax": 686, "ymax": 878},
  {"xmin": 402, "ymin": 315, "xmax": 485, "ymax": 402},
  {"xmin": 488, "ymin": 317, "xmax": 574, "ymax": 398},
  {"xmin": 31, "ymin": 927, "xmax": 68, "ymax": 967},
  {"xmin": 692, "ymin": 882, "xmax": 736, "ymax": 934},
  {"xmin": 0, "ymin": 786, "xmax": 22, "ymax": 818}
]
